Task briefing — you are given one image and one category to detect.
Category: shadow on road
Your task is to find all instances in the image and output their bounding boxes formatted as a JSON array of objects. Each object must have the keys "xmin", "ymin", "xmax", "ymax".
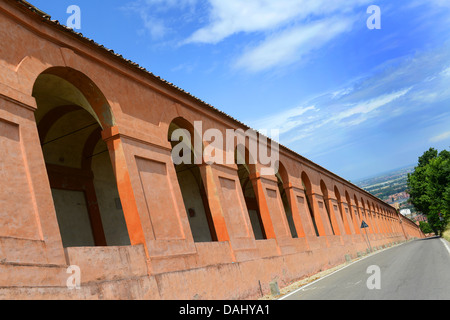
[{"xmin": 420, "ymin": 235, "xmax": 441, "ymax": 241}]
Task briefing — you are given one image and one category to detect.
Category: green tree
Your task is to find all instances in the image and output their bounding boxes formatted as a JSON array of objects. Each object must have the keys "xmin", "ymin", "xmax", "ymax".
[
  {"xmin": 419, "ymin": 221, "xmax": 433, "ymax": 234},
  {"xmin": 407, "ymin": 148, "xmax": 437, "ymax": 215},
  {"xmin": 407, "ymin": 148, "xmax": 450, "ymax": 235}
]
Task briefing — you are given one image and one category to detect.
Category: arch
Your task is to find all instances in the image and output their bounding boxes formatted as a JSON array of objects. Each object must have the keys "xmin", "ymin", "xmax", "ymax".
[
  {"xmin": 302, "ymin": 172, "xmax": 319, "ymax": 237},
  {"xmin": 365, "ymin": 199, "xmax": 373, "ymax": 233},
  {"xmin": 168, "ymin": 118, "xmax": 217, "ymax": 242},
  {"xmin": 235, "ymin": 140, "xmax": 257, "ymax": 175},
  {"xmin": 374, "ymin": 203, "xmax": 382, "ymax": 234},
  {"xmin": 32, "ymin": 68, "xmax": 130, "ymax": 247},
  {"xmin": 334, "ymin": 186, "xmax": 343, "ymax": 221},
  {"xmin": 320, "ymin": 180, "xmax": 335, "ymax": 235},
  {"xmin": 353, "ymin": 195, "xmax": 359, "ymax": 210},
  {"xmin": 334, "ymin": 186, "xmax": 350, "ymax": 235},
  {"xmin": 370, "ymin": 201, "xmax": 379, "ymax": 234},
  {"xmin": 276, "ymin": 161, "xmax": 297, "ymax": 238},
  {"xmin": 235, "ymin": 145, "xmax": 266, "ymax": 240},
  {"xmin": 168, "ymin": 117, "xmax": 202, "ymax": 146},
  {"xmin": 353, "ymin": 195, "xmax": 361, "ymax": 222},
  {"xmin": 168, "ymin": 117, "xmax": 201, "ymax": 165},
  {"xmin": 361, "ymin": 197, "xmax": 366, "ymax": 210},
  {"xmin": 360, "ymin": 197, "xmax": 367, "ymax": 221},
  {"xmin": 276, "ymin": 160, "xmax": 289, "ymax": 186},
  {"xmin": 345, "ymin": 190, "xmax": 359, "ymax": 234},
  {"xmin": 345, "ymin": 190, "xmax": 353, "ymax": 221},
  {"xmin": 33, "ymin": 67, "xmax": 115, "ymax": 129},
  {"xmin": 37, "ymin": 105, "xmax": 81, "ymax": 143}
]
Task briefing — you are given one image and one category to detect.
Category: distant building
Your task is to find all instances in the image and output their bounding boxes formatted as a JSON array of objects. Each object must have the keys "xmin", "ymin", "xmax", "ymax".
[{"xmin": 400, "ymin": 209, "xmax": 411, "ymax": 216}]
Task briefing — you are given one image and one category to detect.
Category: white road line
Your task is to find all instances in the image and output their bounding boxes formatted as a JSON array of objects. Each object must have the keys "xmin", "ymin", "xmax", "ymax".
[{"xmin": 440, "ymin": 238, "xmax": 450, "ymax": 256}]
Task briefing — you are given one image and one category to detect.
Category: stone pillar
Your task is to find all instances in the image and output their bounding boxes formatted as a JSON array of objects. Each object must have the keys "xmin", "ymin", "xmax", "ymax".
[
  {"xmin": 310, "ymin": 193, "xmax": 328, "ymax": 237},
  {"xmin": 283, "ymin": 183, "xmax": 306, "ymax": 239},
  {"xmin": 324, "ymin": 196, "xmax": 342, "ymax": 236},
  {"xmin": 351, "ymin": 204, "xmax": 361, "ymax": 235},
  {"xmin": 249, "ymin": 172, "xmax": 277, "ymax": 240},
  {"xmin": 102, "ymin": 127, "xmax": 149, "ymax": 259},
  {"xmin": 337, "ymin": 197, "xmax": 352, "ymax": 235},
  {"xmin": 198, "ymin": 164, "xmax": 230, "ymax": 242},
  {"xmin": 0, "ymin": 94, "xmax": 66, "ymax": 265},
  {"xmin": 342, "ymin": 201, "xmax": 356, "ymax": 235}
]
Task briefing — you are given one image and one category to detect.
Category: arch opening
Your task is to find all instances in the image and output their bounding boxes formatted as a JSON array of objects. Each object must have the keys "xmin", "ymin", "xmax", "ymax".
[
  {"xmin": 345, "ymin": 191, "xmax": 354, "ymax": 223},
  {"xmin": 276, "ymin": 163, "xmax": 297, "ymax": 238},
  {"xmin": 235, "ymin": 146, "xmax": 266, "ymax": 240},
  {"xmin": 168, "ymin": 118, "xmax": 217, "ymax": 243},
  {"xmin": 334, "ymin": 186, "xmax": 345, "ymax": 222},
  {"xmin": 32, "ymin": 69, "xmax": 129, "ymax": 248},
  {"xmin": 302, "ymin": 172, "xmax": 319, "ymax": 237},
  {"xmin": 320, "ymin": 180, "xmax": 335, "ymax": 235}
]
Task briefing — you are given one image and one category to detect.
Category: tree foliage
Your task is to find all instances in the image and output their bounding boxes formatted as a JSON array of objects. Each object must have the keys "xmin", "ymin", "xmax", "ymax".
[
  {"xmin": 407, "ymin": 148, "xmax": 450, "ymax": 235},
  {"xmin": 419, "ymin": 221, "xmax": 433, "ymax": 234}
]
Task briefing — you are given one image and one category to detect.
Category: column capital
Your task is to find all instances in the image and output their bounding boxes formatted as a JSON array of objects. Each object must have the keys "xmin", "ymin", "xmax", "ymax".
[
  {"xmin": 282, "ymin": 182, "xmax": 293, "ymax": 190},
  {"xmin": 249, "ymin": 172, "xmax": 261, "ymax": 181},
  {"xmin": 101, "ymin": 126, "xmax": 120, "ymax": 142}
]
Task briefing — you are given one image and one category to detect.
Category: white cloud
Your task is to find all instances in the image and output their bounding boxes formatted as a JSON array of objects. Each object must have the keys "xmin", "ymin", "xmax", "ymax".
[
  {"xmin": 233, "ymin": 16, "xmax": 355, "ymax": 72},
  {"xmin": 185, "ymin": 0, "xmax": 302, "ymax": 44},
  {"xmin": 251, "ymin": 105, "xmax": 317, "ymax": 134},
  {"xmin": 253, "ymin": 88, "xmax": 410, "ymax": 139},
  {"xmin": 247, "ymin": 41, "xmax": 450, "ymax": 157},
  {"xmin": 181, "ymin": 0, "xmax": 370, "ymax": 72},
  {"xmin": 430, "ymin": 131, "xmax": 450, "ymax": 143},
  {"xmin": 122, "ymin": 0, "xmax": 371, "ymax": 72},
  {"xmin": 332, "ymin": 87, "xmax": 354, "ymax": 99},
  {"xmin": 185, "ymin": 0, "xmax": 369, "ymax": 44},
  {"xmin": 440, "ymin": 66, "xmax": 450, "ymax": 77},
  {"xmin": 331, "ymin": 88, "xmax": 412, "ymax": 125}
]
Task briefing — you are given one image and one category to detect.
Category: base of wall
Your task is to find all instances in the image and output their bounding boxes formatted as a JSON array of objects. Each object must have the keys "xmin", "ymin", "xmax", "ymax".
[{"xmin": 0, "ymin": 235, "xmax": 409, "ymax": 300}]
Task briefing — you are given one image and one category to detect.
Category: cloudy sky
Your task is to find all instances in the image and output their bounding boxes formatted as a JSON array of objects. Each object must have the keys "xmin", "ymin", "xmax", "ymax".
[{"xmin": 32, "ymin": 0, "xmax": 450, "ymax": 181}]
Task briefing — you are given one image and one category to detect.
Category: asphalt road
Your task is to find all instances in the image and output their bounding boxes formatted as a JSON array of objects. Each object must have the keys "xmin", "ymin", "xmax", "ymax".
[{"xmin": 281, "ymin": 237, "xmax": 450, "ymax": 300}]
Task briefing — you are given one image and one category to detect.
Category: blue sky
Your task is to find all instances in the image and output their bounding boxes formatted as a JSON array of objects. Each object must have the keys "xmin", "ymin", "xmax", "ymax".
[{"xmin": 31, "ymin": 0, "xmax": 450, "ymax": 182}]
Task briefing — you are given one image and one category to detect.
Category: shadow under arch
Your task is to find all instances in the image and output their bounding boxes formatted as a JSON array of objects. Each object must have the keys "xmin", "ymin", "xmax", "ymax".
[
  {"xmin": 168, "ymin": 117, "xmax": 217, "ymax": 242},
  {"xmin": 320, "ymin": 180, "xmax": 335, "ymax": 235},
  {"xmin": 345, "ymin": 190, "xmax": 359, "ymax": 234},
  {"xmin": 353, "ymin": 195, "xmax": 361, "ymax": 221},
  {"xmin": 366, "ymin": 199, "xmax": 373, "ymax": 232},
  {"xmin": 275, "ymin": 161, "xmax": 297, "ymax": 238},
  {"xmin": 32, "ymin": 66, "xmax": 129, "ymax": 248},
  {"xmin": 334, "ymin": 186, "xmax": 351, "ymax": 235},
  {"xmin": 301, "ymin": 171, "xmax": 319, "ymax": 237},
  {"xmin": 35, "ymin": 66, "xmax": 116, "ymax": 129},
  {"xmin": 361, "ymin": 197, "xmax": 367, "ymax": 223},
  {"xmin": 235, "ymin": 144, "xmax": 266, "ymax": 240}
]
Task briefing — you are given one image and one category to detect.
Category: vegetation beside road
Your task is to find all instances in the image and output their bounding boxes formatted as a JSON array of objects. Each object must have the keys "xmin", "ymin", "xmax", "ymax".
[
  {"xmin": 443, "ymin": 224, "xmax": 450, "ymax": 242},
  {"xmin": 407, "ymin": 147, "xmax": 450, "ymax": 236}
]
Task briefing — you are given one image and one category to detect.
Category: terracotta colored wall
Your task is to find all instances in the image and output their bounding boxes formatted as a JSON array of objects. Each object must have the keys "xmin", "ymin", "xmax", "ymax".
[{"xmin": 0, "ymin": 1, "xmax": 424, "ymax": 300}]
